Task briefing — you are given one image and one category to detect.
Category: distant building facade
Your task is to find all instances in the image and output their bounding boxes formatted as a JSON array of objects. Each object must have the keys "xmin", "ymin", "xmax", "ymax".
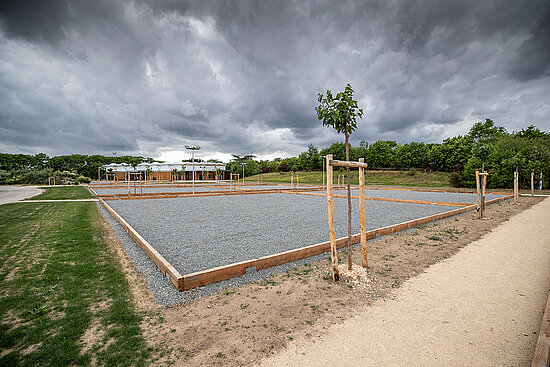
[{"xmin": 102, "ymin": 162, "xmax": 229, "ymax": 181}]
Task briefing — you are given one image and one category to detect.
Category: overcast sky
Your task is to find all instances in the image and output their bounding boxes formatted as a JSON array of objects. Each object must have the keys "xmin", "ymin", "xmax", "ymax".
[{"xmin": 1, "ymin": 0, "xmax": 549, "ymax": 162}]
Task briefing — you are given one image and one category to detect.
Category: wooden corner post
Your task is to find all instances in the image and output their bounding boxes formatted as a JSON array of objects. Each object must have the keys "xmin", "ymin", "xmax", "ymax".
[
  {"xmin": 359, "ymin": 158, "xmax": 368, "ymax": 268},
  {"xmin": 326, "ymin": 154, "xmax": 339, "ymax": 281},
  {"xmin": 476, "ymin": 171, "xmax": 482, "ymax": 219}
]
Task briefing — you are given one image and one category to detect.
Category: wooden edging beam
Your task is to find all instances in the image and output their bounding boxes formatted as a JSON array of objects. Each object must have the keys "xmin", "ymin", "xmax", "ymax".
[
  {"xmin": 532, "ymin": 288, "xmax": 550, "ymax": 367},
  {"xmin": 96, "ymin": 197, "xmax": 184, "ymax": 290}
]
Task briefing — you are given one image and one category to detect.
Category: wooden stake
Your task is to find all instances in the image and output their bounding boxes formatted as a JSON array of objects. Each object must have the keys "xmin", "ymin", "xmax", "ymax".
[
  {"xmin": 359, "ymin": 158, "xmax": 368, "ymax": 268},
  {"xmin": 476, "ymin": 171, "xmax": 481, "ymax": 219},
  {"xmin": 481, "ymin": 171, "xmax": 487, "ymax": 214},
  {"xmin": 531, "ymin": 171, "xmax": 535, "ymax": 197},
  {"xmin": 326, "ymin": 154, "xmax": 339, "ymax": 281},
  {"xmin": 514, "ymin": 171, "xmax": 519, "ymax": 204}
]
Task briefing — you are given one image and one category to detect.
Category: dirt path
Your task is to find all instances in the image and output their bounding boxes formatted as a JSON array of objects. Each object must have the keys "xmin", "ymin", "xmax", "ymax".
[{"xmin": 258, "ymin": 198, "xmax": 550, "ymax": 367}]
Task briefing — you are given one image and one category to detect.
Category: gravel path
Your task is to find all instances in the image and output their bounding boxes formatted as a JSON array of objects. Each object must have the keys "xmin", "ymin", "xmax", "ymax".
[
  {"xmin": 98, "ymin": 191, "xmax": 479, "ymax": 305},
  {"xmin": 0, "ymin": 185, "xmax": 43, "ymax": 205},
  {"xmin": 258, "ymin": 198, "xmax": 550, "ymax": 367}
]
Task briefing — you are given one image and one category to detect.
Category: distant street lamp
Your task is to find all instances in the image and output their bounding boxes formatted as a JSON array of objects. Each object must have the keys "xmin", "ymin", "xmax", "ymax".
[{"xmin": 185, "ymin": 145, "xmax": 201, "ymax": 195}]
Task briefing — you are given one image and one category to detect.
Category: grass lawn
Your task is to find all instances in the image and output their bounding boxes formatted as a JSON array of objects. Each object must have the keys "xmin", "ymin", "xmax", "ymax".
[
  {"xmin": 28, "ymin": 186, "xmax": 95, "ymax": 200},
  {"xmin": 245, "ymin": 170, "xmax": 452, "ymax": 187},
  {"xmin": 0, "ymin": 201, "xmax": 149, "ymax": 366}
]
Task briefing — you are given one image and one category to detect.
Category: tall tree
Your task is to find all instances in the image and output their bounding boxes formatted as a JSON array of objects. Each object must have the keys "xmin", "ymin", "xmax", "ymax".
[
  {"xmin": 468, "ymin": 118, "xmax": 507, "ymax": 172},
  {"xmin": 316, "ymin": 83, "xmax": 364, "ymax": 270}
]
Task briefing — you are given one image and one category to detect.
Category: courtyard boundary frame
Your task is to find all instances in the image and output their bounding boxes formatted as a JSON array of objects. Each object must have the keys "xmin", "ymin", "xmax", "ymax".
[{"xmin": 92, "ymin": 184, "xmax": 512, "ymax": 291}]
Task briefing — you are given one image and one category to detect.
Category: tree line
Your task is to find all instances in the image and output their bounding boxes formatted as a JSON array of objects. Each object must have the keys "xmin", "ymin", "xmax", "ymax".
[
  {"xmin": 1, "ymin": 119, "xmax": 548, "ymax": 188},
  {"xmin": 225, "ymin": 120, "xmax": 550, "ymax": 189},
  {"xmin": 0, "ymin": 154, "xmax": 155, "ymax": 185}
]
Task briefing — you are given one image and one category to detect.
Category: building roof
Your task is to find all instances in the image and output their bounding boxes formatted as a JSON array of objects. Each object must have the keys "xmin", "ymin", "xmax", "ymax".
[{"xmin": 102, "ymin": 162, "xmax": 226, "ymax": 172}]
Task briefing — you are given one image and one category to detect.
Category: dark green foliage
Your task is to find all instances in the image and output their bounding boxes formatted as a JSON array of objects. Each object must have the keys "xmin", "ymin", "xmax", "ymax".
[
  {"xmin": 315, "ymin": 84, "xmax": 364, "ymax": 137},
  {"xmin": 394, "ymin": 142, "xmax": 429, "ymax": 169},
  {"xmin": 320, "ymin": 143, "xmax": 348, "ymax": 161},
  {"xmin": 461, "ymin": 126, "xmax": 550, "ymax": 188},
  {"xmin": 427, "ymin": 136, "xmax": 472, "ymax": 172},
  {"xmin": 366, "ymin": 140, "xmax": 397, "ymax": 169},
  {"xmin": 0, "ymin": 153, "xmax": 156, "ymax": 184}
]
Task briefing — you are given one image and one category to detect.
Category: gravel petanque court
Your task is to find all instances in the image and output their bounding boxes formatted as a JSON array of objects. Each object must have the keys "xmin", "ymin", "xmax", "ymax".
[
  {"xmin": 108, "ymin": 193, "xmax": 461, "ymax": 275},
  {"xmin": 101, "ymin": 189, "xmax": 505, "ymax": 304}
]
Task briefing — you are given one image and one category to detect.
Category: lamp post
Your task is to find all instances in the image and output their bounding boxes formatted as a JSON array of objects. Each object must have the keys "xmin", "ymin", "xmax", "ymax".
[{"xmin": 185, "ymin": 145, "xmax": 201, "ymax": 195}]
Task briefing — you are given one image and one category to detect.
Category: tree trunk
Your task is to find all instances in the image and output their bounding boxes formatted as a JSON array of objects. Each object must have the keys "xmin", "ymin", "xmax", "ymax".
[{"xmin": 345, "ymin": 122, "xmax": 352, "ymax": 270}]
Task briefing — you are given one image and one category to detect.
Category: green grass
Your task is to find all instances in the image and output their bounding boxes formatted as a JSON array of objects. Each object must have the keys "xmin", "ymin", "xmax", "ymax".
[
  {"xmin": 0, "ymin": 202, "xmax": 149, "ymax": 366},
  {"xmin": 245, "ymin": 170, "xmax": 451, "ymax": 187},
  {"xmin": 27, "ymin": 186, "xmax": 95, "ymax": 200}
]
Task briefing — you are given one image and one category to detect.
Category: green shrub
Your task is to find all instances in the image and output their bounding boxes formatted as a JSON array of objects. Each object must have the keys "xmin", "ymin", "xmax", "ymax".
[{"xmin": 449, "ymin": 172, "xmax": 464, "ymax": 187}]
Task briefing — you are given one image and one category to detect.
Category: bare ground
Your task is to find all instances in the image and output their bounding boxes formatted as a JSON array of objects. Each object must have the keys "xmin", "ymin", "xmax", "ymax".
[{"xmin": 99, "ymin": 196, "xmax": 545, "ymax": 366}]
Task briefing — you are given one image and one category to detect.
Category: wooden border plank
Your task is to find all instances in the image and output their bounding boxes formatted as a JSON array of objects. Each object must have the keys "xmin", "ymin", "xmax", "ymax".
[{"xmin": 97, "ymin": 197, "xmax": 184, "ymax": 290}]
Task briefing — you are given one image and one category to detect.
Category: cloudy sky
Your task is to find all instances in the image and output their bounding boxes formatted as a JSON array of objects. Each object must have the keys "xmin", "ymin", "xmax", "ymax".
[{"xmin": 1, "ymin": 1, "xmax": 549, "ymax": 162}]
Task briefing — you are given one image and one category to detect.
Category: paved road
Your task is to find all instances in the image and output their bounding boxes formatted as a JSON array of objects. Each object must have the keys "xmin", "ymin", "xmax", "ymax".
[
  {"xmin": 0, "ymin": 186, "xmax": 42, "ymax": 205},
  {"xmin": 259, "ymin": 198, "xmax": 550, "ymax": 367}
]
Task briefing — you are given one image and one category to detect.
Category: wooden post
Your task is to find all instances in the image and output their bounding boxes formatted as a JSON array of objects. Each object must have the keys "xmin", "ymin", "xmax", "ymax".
[
  {"xmin": 481, "ymin": 171, "xmax": 487, "ymax": 214},
  {"xmin": 531, "ymin": 171, "xmax": 535, "ymax": 197},
  {"xmin": 476, "ymin": 171, "xmax": 482, "ymax": 219},
  {"xmin": 514, "ymin": 171, "xmax": 519, "ymax": 204},
  {"xmin": 359, "ymin": 158, "xmax": 368, "ymax": 268},
  {"xmin": 326, "ymin": 154, "xmax": 339, "ymax": 281},
  {"xmin": 297, "ymin": 175, "xmax": 299, "ymax": 188},
  {"xmin": 291, "ymin": 173, "xmax": 294, "ymax": 189}
]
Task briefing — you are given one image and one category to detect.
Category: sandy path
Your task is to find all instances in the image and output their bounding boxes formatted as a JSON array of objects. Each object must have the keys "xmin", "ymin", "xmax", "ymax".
[
  {"xmin": 0, "ymin": 185, "xmax": 42, "ymax": 205},
  {"xmin": 259, "ymin": 198, "xmax": 550, "ymax": 367}
]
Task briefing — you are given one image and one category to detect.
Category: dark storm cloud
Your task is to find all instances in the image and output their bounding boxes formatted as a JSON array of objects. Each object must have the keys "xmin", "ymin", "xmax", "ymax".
[
  {"xmin": 0, "ymin": 0, "xmax": 549, "ymax": 161},
  {"xmin": 508, "ymin": 4, "xmax": 550, "ymax": 81}
]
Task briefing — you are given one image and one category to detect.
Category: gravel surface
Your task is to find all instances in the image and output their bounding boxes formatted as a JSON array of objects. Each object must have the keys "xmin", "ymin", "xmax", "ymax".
[
  {"xmin": 94, "ymin": 186, "xmax": 230, "ymax": 195},
  {"xmin": 334, "ymin": 188, "xmax": 503, "ymax": 204},
  {"xmin": 100, "ymin": 192, "xmax": 469, "ymax": 305}
]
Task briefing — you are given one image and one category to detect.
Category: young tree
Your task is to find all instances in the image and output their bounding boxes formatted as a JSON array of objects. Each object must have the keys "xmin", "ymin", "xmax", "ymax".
[{"xmin": 316, "ymin": 83, "xmax": 364, "ymax": 270}]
